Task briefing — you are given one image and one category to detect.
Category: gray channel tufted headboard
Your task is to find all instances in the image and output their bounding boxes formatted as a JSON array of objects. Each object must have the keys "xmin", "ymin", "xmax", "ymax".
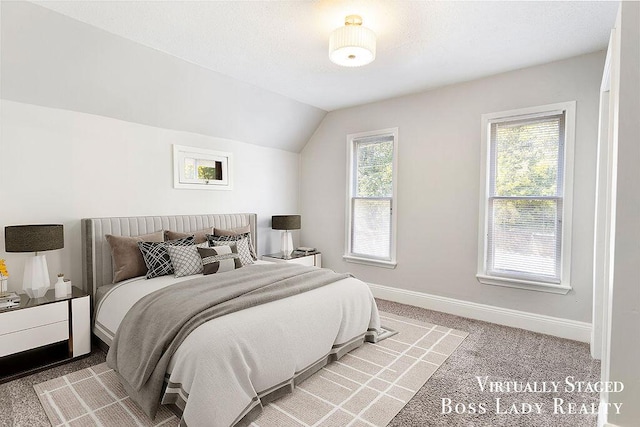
[{"xmin": 81, "ymin": 213, "xmax": 257, "ymax": 298}]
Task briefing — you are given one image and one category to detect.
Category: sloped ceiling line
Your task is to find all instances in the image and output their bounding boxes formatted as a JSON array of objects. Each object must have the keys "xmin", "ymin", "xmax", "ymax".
[{"xmin": 1, "ymin": 2, "xmax": 327, "ymax": 153}]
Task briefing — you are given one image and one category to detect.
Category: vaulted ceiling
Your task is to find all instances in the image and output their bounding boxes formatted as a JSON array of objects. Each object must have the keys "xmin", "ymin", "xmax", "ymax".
[
  {"xmin": 33, "ymin": 1, "xmax": 618, "ymax": 111},
  {"xmin": 2, "ymin": 1, "xmax": 618, "ymax": 153}
]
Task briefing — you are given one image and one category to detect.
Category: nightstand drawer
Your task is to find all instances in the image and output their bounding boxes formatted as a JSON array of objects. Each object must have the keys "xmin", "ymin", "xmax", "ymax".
[
  {"xmin": 0, "ymin": 321, "xmax": 69, "ymax": 357},
  {"xmin": 0, "ymin": 301, "xmax": 68, "ymax": 336},
  {"xmin": 0, "ymin": 288, "xmax": 90, "ymax": 384}
]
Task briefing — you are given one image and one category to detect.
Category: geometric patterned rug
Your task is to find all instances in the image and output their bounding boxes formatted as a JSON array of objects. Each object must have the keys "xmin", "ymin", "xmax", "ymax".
[{"xmin": 34, "ymin": 312, "xmax": 468, "ymax": 426}]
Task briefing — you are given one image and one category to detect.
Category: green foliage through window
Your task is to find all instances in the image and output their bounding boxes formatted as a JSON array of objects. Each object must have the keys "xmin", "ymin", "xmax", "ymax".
[
  {"xmin": 198, "ymin": 166, "xmax": 217, "ymax": 180},
  {"xmin": 356, "ymin": 139, "xmax": 393, "ymax": 197},
  {"xmin": 494, "ymin": 117, "xmax": 561, "ymax": 197},
  {"xmin": 488, "ymin": 114, "xmax": 565, "ymax": 279},
  {"xmin": 349, "ymin": 132, "xmax": 396, "ymax": 261}
]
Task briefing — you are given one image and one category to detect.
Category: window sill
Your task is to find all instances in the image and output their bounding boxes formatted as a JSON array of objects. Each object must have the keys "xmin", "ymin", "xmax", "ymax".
[
  {"xmin": 173, "ymin": 182, "xmax": 232, "ymax": 191},
  {"xmin": 476, "ymin": 274, "xmax": 571, "ymax": 295},
  {"xmin": 343, "ymin": 255, "xmax": 397, "ymax": 269}
]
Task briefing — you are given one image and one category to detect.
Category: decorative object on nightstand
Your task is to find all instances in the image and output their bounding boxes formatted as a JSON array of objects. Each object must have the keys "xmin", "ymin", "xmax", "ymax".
[
  {"xmin": 4, "ymin": 224, "xmax": 64, "ymax": 299},
  {"xmin": 0, "ymin": 259, "xmax": 9, "ymax": 297},
  {"xmin": 0, "ymin": 291, "xmax": 20, "ymax": 309},
  {"xmin": 272, "ymin": 215, "xmax": 301, "ymax": 258},
  {"xmin": 54, "ymin": 273, "xmax": 66, "ymax": 298},
  {"xmin": 295, "ymin": 247, "xmax": 316, "ymax": 255}
]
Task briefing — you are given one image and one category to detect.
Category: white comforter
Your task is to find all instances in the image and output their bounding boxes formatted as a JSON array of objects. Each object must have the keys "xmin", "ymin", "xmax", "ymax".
[{"xmin": 94, "ymin": 262, "xmax": 381, "ymax": 426}]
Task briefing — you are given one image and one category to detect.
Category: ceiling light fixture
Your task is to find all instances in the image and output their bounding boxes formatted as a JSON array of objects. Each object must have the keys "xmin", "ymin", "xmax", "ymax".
[{"xmin": 329, "ymin": 15, "xmax": 376, "ymax": 67}]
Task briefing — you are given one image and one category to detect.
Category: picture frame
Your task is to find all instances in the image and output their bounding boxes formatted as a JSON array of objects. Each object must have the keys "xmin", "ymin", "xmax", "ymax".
[{"xmin": 173, "ymin": 144, "xmax": 233, "ymax": 191}]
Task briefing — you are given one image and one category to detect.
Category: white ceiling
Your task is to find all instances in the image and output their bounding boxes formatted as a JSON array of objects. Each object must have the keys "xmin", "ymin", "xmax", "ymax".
[{"xmin": 33, "ymin": 1, "xmax": 618, "ymax": 111}]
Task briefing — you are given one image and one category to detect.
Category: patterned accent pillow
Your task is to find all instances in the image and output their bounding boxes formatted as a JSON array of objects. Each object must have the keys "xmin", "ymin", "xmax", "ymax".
[
  {"xmin": 207, "ymin": 234, "xmax": 254, "ymax": 266},
  {"xmin": 198, "ymin": 246, "xmax": 242, "ymax": 275},
  {"xmin": 213, "ymin": 226, "xmax": 257, "ymax": 260},
  {"xmin": 138, "ymin": 236, "xmax": 195, "ymax": 279},
  {"xmin": 167, "ymin": 242, "xmax": 209, "ymax": 278}
]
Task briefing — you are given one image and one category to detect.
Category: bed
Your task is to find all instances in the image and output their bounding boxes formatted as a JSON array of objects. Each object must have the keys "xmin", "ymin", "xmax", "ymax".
[{"xmin": 82, "ymin": 213, "xmax": 382, "ymax": 427}]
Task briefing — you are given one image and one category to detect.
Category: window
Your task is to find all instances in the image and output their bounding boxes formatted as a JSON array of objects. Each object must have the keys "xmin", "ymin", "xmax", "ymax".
[
  {"xmin": 477, "ymin": 102, "xmax": 575, "ymax": 294},
  {"xmin": 173, "ymin": 145, "xmax": 232, "ymax": 190},
  {"xmin": 345, "ymin": 128, "xmax": 398, "ymax": 268}
]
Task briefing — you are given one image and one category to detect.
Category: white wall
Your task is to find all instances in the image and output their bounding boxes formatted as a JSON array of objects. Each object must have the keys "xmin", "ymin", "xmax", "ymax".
[
  {"xmin": 0, "ymin": 1, "xmax": 309, "ymax": 295},
  {"xmin": 604, "ymin": 3, "xmax": 640, "ymax": 426},
  {"xmin": 0, "ymin": 1, "xmax": 326, "ymax": 153},
  {"xmin": 300, "ymin": 51, "xmax": 604, "ymax": 323},
  {"xmin": 0, "ymin": 100, "xmax": 300, "ymax": 293}
]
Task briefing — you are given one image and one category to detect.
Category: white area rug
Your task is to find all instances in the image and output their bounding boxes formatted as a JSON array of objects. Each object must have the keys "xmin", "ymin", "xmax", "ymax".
[{"xmin": 34, "ymin": 312, "xmax": 467, "ymax": 426}]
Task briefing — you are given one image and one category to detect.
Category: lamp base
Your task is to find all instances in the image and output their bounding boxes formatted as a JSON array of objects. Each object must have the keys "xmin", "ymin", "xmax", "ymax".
[
  {"xmin": 23, "ymin": 255, "xmax": 51, "ymax": 298},
  {"xmin": 281, "ymin": 230, "xmax": 294, "ymax": 258}
]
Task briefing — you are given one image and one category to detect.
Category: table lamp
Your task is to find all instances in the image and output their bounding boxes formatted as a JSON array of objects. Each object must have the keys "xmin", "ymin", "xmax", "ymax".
[
  {"xmin": 272, "ymin": 215, "xmax": 300, "ymax": 258},
  {"xmin": 4, "ymin": 224, "xmax": 64, "ymax": 298}
]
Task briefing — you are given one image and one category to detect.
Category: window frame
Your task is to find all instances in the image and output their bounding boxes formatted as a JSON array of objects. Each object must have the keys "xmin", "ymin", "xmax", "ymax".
[
  {"xmin": 173, "ymin": 144, "xmax": 233, "ymax": 190},
  {"xmin": 477, "ymin": 102, "xmax": 576, "ymax": 294},
  {"xmin": 344, "ymin": 128, "xmax": 399, "ymax": 269}
]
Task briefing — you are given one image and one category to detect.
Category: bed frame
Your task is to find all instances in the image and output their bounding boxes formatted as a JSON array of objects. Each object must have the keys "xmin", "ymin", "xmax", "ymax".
[{"xmin": 81, "ymin": 213, "xmax": 257, "ymax": 300}]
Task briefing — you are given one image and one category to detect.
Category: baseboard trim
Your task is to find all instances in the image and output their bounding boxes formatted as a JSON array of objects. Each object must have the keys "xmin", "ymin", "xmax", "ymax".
[{"xmin": 368, "ymin": 283, "xmax": 591, "ymax": 343}]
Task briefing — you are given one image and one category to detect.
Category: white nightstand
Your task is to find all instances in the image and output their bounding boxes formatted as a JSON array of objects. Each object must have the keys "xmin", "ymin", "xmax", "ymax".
[
  {"xmin": 262, "ymin": 251, "xmax": 322, "ymax": 267},
  {"xmin": 0, "ymin": 287, "xmax": 91, "ymax": 383}
]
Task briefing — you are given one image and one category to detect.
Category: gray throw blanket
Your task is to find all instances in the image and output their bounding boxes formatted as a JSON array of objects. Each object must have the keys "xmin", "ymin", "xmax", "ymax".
[{"xmin": 106, "ymin": 263, "xmax": 350, "ymax": 419}]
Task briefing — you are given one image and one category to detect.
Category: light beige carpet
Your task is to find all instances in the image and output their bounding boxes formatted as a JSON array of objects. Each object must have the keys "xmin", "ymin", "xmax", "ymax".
[{"xmin": 34, "ymin": 312, "xmax": 467, "ymax": 427}]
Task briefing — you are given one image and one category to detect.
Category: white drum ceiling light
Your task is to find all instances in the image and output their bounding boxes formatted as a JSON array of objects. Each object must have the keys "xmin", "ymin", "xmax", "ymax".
[{"xmin": 329, "ymin": 15, "xmax": 376, "ymax": 67}]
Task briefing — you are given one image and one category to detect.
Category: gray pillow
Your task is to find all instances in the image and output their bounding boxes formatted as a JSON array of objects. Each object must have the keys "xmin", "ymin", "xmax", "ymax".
[
  {"xmin": 207, "ymin": 234, "xmax": 254, "ymax": 266},
  {"xmin": 214, "ymin": 225, "xmax": 257, "ymax": 260},
  {"xmin": 167, "ymin": 242, "xmax": 209, "ymax": 278}
]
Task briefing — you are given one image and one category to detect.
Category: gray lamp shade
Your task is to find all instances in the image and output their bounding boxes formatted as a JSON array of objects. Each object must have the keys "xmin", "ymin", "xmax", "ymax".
[
  {"xmin": 5, "ymin": 224, "xmax": 64, "ymax": 253},
  {"xmin": 272, "ymin": 215, "xmax": 301, "ymax": 230}
]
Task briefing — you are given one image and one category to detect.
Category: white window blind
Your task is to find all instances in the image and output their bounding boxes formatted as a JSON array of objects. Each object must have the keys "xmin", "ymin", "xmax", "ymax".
[
  {"xmin": 345, "ymin": 129, "xmax": 398, "ymax": 267},
  {"xmin": 487, "ymin": 113, "xmax": 565, "ymax": 283}
]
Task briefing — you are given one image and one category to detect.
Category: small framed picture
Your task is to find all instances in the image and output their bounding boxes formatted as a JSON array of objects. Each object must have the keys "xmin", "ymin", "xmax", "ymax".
[{"xmin": 173, "ymin": 144, "xmax": 233, "ymax": 190}]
